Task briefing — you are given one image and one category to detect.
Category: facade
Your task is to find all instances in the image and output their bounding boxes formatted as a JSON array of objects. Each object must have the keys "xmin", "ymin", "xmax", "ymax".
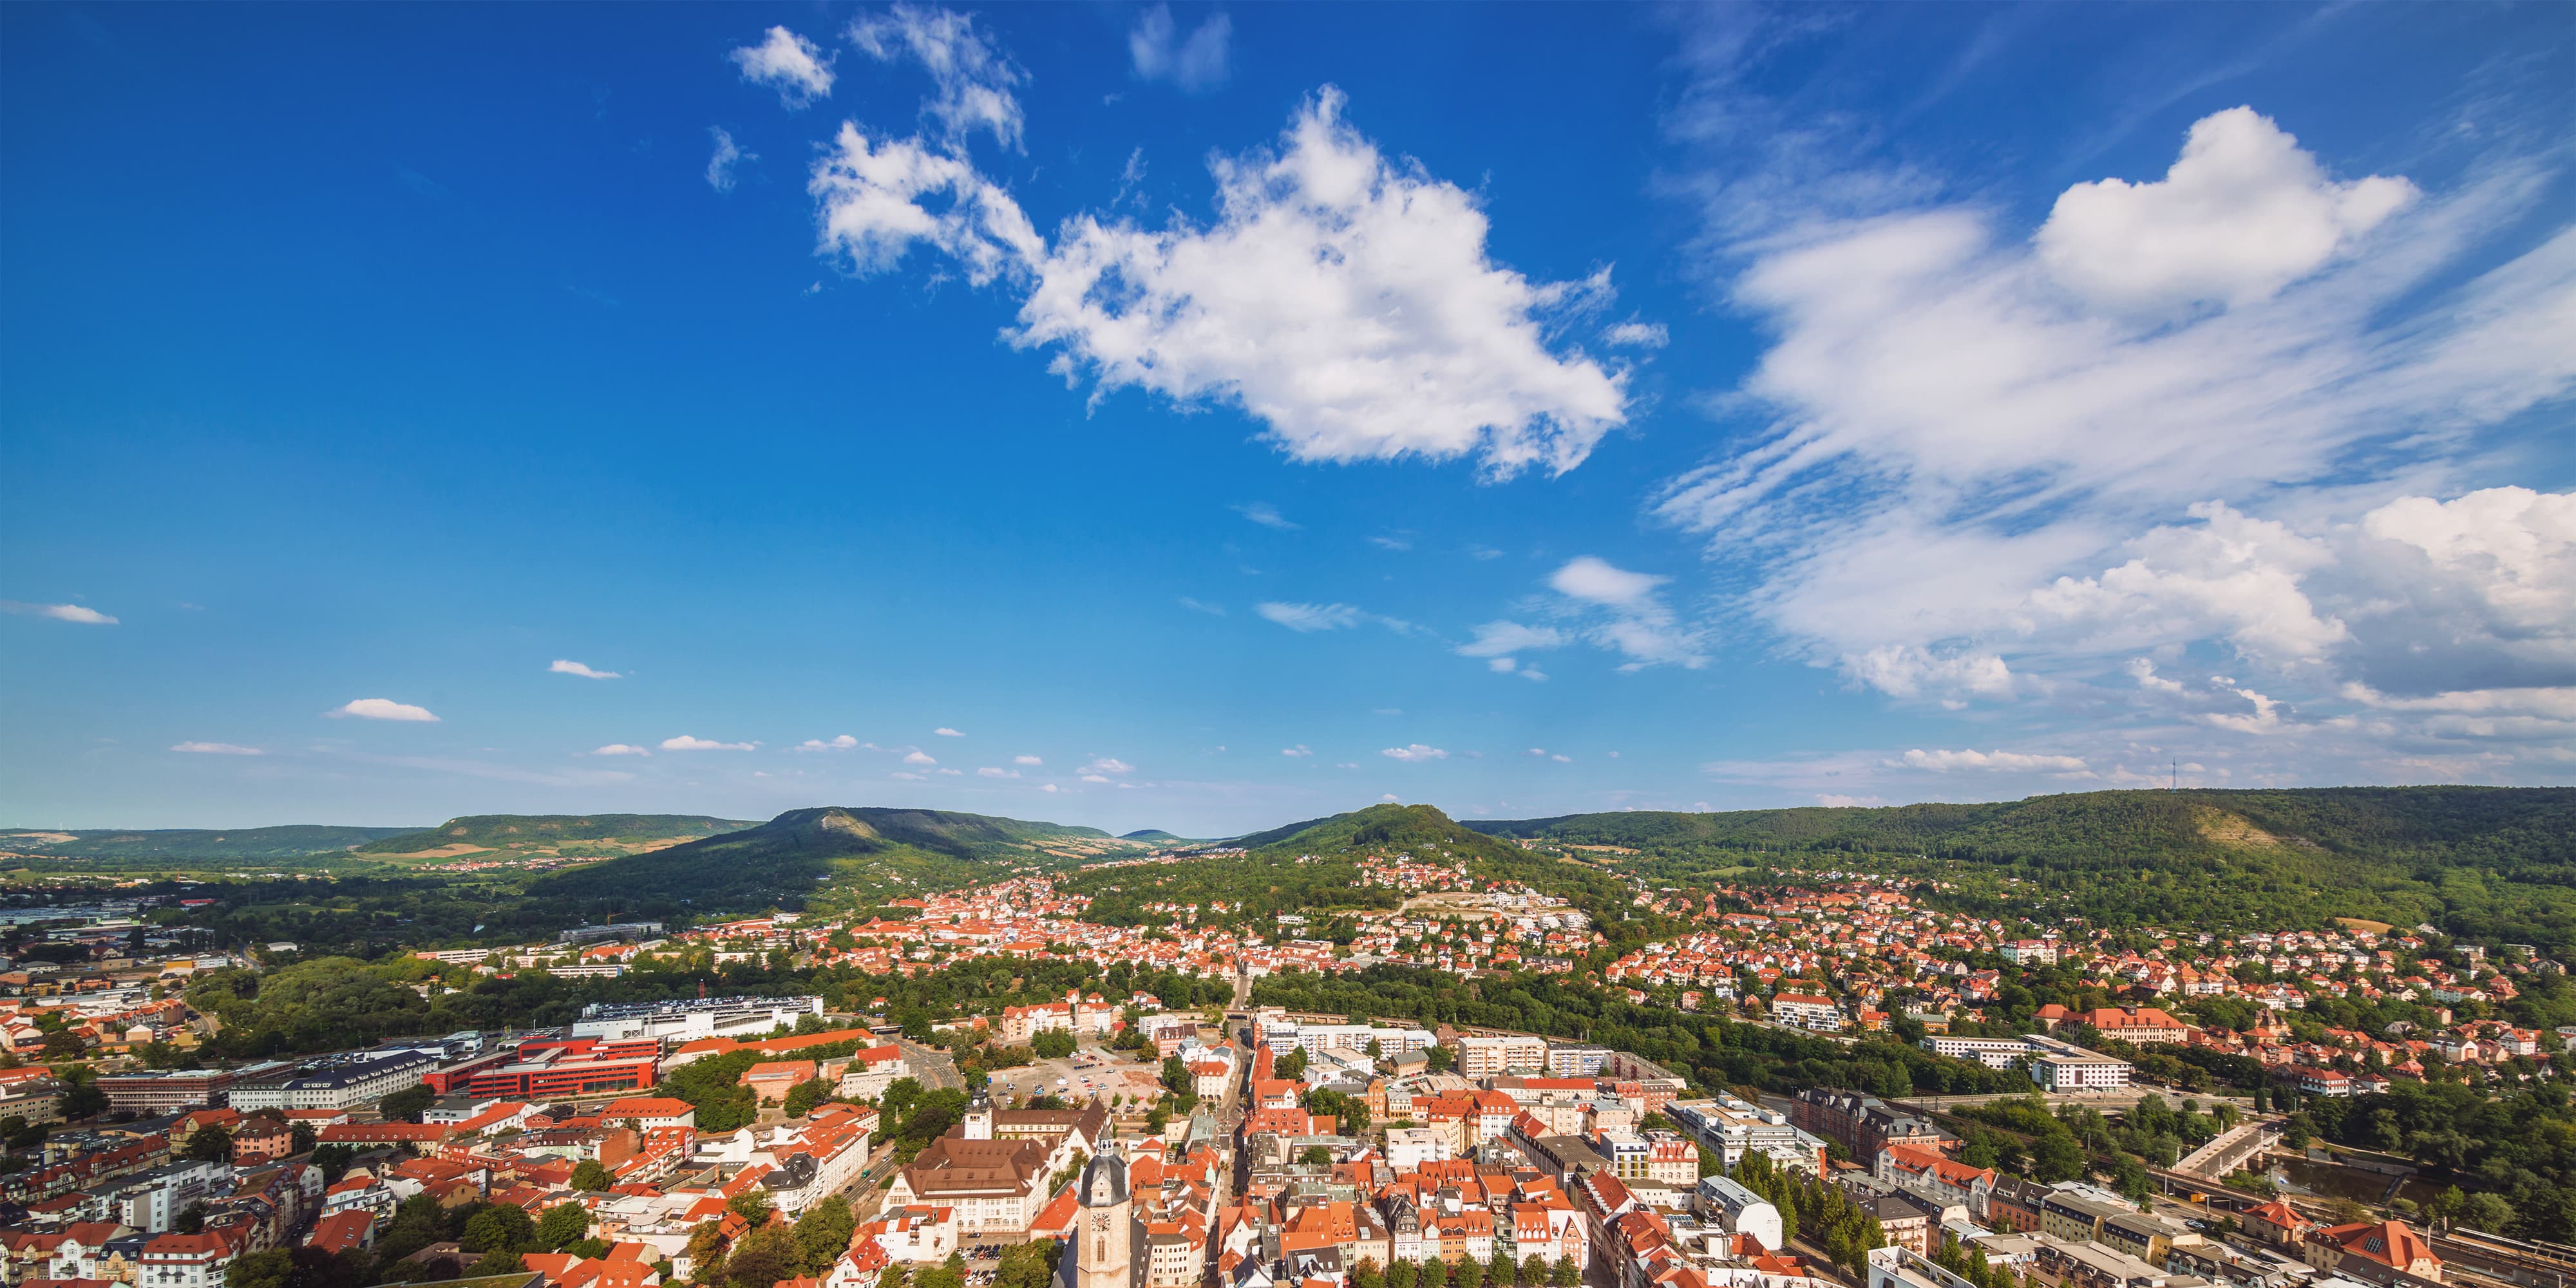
[
  {"xmin": 571, "ymin": 995, "xmax": 823, "ymax": 1043},
  {"xmin": 227, "ymin": 1052, "xmax": 434, "ymax": 1113},
  {"xmin": 1057, "ymin": 1146, "xmax": 1142, "ymax": 1288},
  {"xmin": 1790, "ymin": 1090, "xmax": 1944, "ymax": 1162},
  {"xmin": 1456, "ymin": 1035, "xmax": 1548, "ymax": 1077},
  {"xmin": 2026, "ymin": 1038, "xmax": 2133, "ymax": 1094},
  {"xmin": 1546, "ymin": 1045, "xmax": 1613, "ymax": 1077},
  {"xmin": 1772, "ymin": 996, "xmax": 1845, "ymax": 1032},
  {"xmin": 1694, "ymin": 1177, "xmax": 1781, "ymax": 1252}
]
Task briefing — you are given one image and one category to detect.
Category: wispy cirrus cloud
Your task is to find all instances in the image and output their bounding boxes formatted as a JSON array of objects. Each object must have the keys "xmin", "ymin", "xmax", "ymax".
[
  {"xmin": 549, "ymin": 659, "xmax": 621, "ymax": 679},
  {"xmin": 171, "ymin": 741, "xmax": 261, "ymax": 755},
  {"xmin": 1255, "ymin": 602, "xmax": 1362, "ymax": 632},
  {"xmin": 663, "ymin": 735, "xmax": 757, "ymax": 751},
  {"xmin": 1381, "ymin": 744, "xmax": 1448, "ymax": 762}
]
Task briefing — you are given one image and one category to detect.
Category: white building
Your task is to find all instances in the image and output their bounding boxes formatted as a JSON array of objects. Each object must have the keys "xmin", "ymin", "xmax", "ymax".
[
  {"xmin": 2024, "ymin": 1036, "xmax": 2131, "ymax": 1093},
  {"xmin": 1457, "ymin": 1034, "xmax": 1548, "ymax": 1076},
  {"xmin": 1697, "ymin": 1175, "xmax": 1783, "ymax": 1252},
  {"xmin": 1772, "ymin": 995, "xmax": 1845, "ymax": 1032},
  {"xmin": 1920, "ymin": 1037, "xmax": 2037, "ymax": 1070}
]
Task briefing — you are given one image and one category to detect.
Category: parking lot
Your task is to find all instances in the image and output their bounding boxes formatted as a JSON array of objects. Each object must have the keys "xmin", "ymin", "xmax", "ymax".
[{"xmin": 985, "ymin": 1043, "xmax": 1162, "ymax": 1106}]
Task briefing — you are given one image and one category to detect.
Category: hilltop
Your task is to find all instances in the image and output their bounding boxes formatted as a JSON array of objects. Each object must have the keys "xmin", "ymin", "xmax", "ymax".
[
  {"xmin": 355, "ymin": 813, "xmax": 759, "ymax": 862},
  {"xmin": 1467, "ymin": 786, "xmax": 2576, "ymax": 955},
  {"xmin": 1063, "ymin": 802, "xmax": 1642, "ymax": 933},
  {"xmin": 530, "ymin": 806, "xmax": 1148, "ymax": 914}
]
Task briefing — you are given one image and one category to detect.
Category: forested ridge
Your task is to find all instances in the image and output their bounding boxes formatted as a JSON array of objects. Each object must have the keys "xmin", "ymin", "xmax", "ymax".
[{"xmin": 1469, "ymin": 787, "xmax": 2576, "ymax": 955}]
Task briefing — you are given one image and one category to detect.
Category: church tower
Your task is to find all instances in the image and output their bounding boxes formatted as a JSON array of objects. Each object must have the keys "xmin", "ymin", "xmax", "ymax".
[
  {"xmin": 963, "ymin": 1083, "xmax": 994, "ymax": 1141},
  {"xmin": 1064, "ymin": 1142, "xmax": 1135, "ymax": 1288}
]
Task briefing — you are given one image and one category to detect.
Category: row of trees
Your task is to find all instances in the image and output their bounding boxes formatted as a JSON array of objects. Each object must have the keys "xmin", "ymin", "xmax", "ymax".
[{"xmin": 1352, "ymin": 1252, "xmax": 1581, "ymax": 1288}]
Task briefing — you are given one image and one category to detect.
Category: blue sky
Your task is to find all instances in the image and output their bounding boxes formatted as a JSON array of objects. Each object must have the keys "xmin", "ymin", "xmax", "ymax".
[{"xmin": 4, "ymin": 3, "xmax": 2570, "ymax": 835}]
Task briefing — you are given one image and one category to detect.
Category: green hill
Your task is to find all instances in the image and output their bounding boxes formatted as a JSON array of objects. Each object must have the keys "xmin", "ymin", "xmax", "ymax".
[
  {"xmin": 0, "ymin": 824, "xmax": 417, "ymax": 861},
  {"xmin": 1466, "ymin": 786, "xmax": 2576, "ymax": 954},
  {"xmin": 530, "ymin": 806, "xmax": 1144, "ymax": 914},
  {"xmin": 1119, "ymin": 829, "xmax": 1191, "ymax": 843},
  {"xmin": 354, "ymin": 813, "xmax": 758, "ymax": 860}
]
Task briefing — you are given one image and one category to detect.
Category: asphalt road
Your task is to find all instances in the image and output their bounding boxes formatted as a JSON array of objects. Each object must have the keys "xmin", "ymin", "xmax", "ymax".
[{"xmin": 895, "ymin": 1036, "xmax": 965, "ymax": 1092}]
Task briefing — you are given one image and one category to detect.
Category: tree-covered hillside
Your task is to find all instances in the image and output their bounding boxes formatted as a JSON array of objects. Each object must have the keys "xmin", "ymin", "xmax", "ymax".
[
  {"xmin": 1468, "ymin": 787, "xmax": 2576, "ymax": 954},
  {"xmin": 0, "ymin": 824, "xmax": 417, "ymax": 861},
  {"xmin": 354, "ymin": 813, "xmax": 756, "ymax": 856},
  {"xmin": 530, "ymin": 806, "xmax": 1143, "ymax": 915}
]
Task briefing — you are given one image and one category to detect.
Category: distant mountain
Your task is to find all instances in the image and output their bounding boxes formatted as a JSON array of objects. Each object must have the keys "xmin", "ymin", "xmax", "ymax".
[
  {"xmin": 1245, "ymin": 803, "xmax": 1526, "ymax": 862},
  {"xmin": 354, "ymin": 813, "xmax": 758, "ymax": 860},
  {"xmin": 1119, "ymin": 829, "xmax": 1193, "ymax": 843},
  {"xmin": 0, "ymin": 824, "xmax": 417, "ymax": 861},
  {"xmin": 531, "ymin": 806, "xmax": 1146, "ymax": 913}
]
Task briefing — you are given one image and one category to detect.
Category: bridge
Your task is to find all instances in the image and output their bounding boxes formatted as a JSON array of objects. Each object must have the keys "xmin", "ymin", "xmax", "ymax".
[{"xmin": 2175, "ymin": 1121, "xmax": 2278, "ymax": 1179}]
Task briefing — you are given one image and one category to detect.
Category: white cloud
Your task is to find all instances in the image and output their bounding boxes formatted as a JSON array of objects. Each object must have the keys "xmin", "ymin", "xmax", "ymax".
[
  {"xmin": 1016, "ymin": 91, "xmax": 1627, "ymax": 478},
  {"xmin": 171, "ymin": 741, "xmax": 261, "ymax": 755},
  {"xmin": 1081, "ymin": 774, "xmax": 1113, "ymax": 784},
  {"xmin": 329, "ymin": 698, "xmax": 439, "ymax": 723},
  {"xmin": 1334, "ymin": 762, "xmax": 1359, "ymax": 770},
  {"xmin": 936, "ymin": 768, "xmax": 963, "ymax": 775},
  {"xmin": 1013, "ymin": 754, "xmax": 1043, "ymax": 766},
  {"xmin": 903, "ymin": 750, "xmax": 938, "ymax": 765},
  {"xmin": 1602, "ymin": 321, "xmax": 1669, "ymax": 348},
  {"xmin": 1455, "ymin": 620, "xmax": 1567, "ymax": 658},
  {"xmin": 591, "ymin": 744, "xmax": 652, "ymax": 757},
  {"xmin": 1231, "ymin": 502, "xmax": 1300, "ymax": 530},
  {"xmin": 809, "ymin": 125, "xmax": 1043, "ymax": 284},
  {"xmin": 1551, "ymin": 753, "xmax": 1571, "ymax": 762},
  {"xmin": 1, "ymin": 601, "xmax": 117, "ymax": 624},
  {"xmin": 1550, "ymin": 556, "xmax": 1665, "ymax": 608},
  {"xmin": 977, "ymin": 766, "xmax": 1020, "ymax": 778},
  {"xmin": 1896, "ymin": 748, "xmax": 2089, "ymax": 772},
  {"xmin": 706, "ymin": 128, "xmax": 753, "ymax": 193},
  {"xmin": 1650, "ymin": 80, "xmax": 2576, "ymax": 779},
  {"xmin": 1542, "ymin": 557, "xmax": 1706, "ymax": 670},
  {"xmin": 934, "ymin": 726, "xmax": 964, "ymax": 737},
  {"xmin": 1255, "ymin": 601, "xmax": 1362, "ymax": 632},
  {"xmin": 663, "ymin": 735, "xmax": 758, "ymax": 751},
  {"xmin": 848, "ymin": 3, "xmax": 1024, "ymax": 150},
  {"xmin": 1040, "ymin": 782, "xmax": 1061, "ymax": 793},
  {"xmin": 1524, "ymin": 748, "xmax": 1548, "ymax": 757},
  {"xmin": 1128, "ymin": 4, "xmax": 1230, "ymax": 93},
  {"xmin": 1381, "ymin": 744, "xmax": 1448, "ymax": 762},
  {"xmin": 2036, "ymin": 108, "xmax": 2416, "ymax": 313},
  {"xmin": 1081, "ymin": 757, "xmax": 1133, "ymax": 775},
  {"xmin": 1281, "ymin": 745, "xmax": 1312, "ymax": 757},
  {"xmin": 549, "ymin": 659, "xmax": 623, "ymax": 679},
  {"xmin": 1815, "ymin": 793, "xmax": 1886, "ymax": 808},
  {"xmin": 730, "ymin": 26, "xmax": 835, "ymax": 108},
  {"xmin": 1379, "ymin": 793, "xmax": 1400, "ymax": 802},
  {"xmin": 893, "ymin": 771, "xmax": 927, "ymax": 781},
  {"xmin": 1177, "ymin": 596, "xmax": 1226, "ymax": 616},
  {"xmin": 798, "ymin": 735, "xmax": 864, "ymax": 752},
  {"xmin": 1368, "ymin": 535, "xmax": 1412, "ymax": 552},
  {"xmin": 808, "ymin": 82, "xmax": 1627, "ymax": 478}
]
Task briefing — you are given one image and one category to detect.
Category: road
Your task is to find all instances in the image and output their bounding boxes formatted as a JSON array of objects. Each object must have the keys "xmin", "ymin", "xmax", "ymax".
[{"xmin": 894, "ymin": 1036, "xmax": 964, "ymax": 1093}]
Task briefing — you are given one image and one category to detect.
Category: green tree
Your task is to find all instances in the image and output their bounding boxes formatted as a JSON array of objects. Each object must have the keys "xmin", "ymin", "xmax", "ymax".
[
  {"xmin": 1353, "ymin": 1259, "xmax": 1386, "ymax": 1288},
  {"xmin": 1388, "ymin": 1260, "xmax": 1417, "ymax": 1288},
  {"xmin": 724, "ymin": 1227, "xmax": 800, "ymax": 1288},
  {"xmin": 1520, "ymin": 1256, "xmax": 1546, "ymax": 1288},
  {"xmin": 1420, "ymin": 1258, "xmax": 1447, "ymax": 1288},
  {"xmin": 784, "ymin": 1078, "xmax": 834, "ymax": 1119},
  {"xmin": 572, "ymin": 1159, "xmax": 617, "ymax": 1191},
  {"xmin": 794, "ymin": 1195, "xmax": 857, "ymax": 1273},
  {"xmin": 378, "ymin": 1083, "xmax": 436, "ymax": 1124},
  {"xmin": 536, "ymin": 1202, "xmax": 593, "ymax": 1251},
  {"xmin": 729, "ymin": 1189, "xmax": 777, "ymax": 1227},
  {"xmin": 460, "ymin": 1204, "xmax": 536, "ymax": 1254},
  {"xmin": 1426, "ymin": 1046, "xmax": 1454, "ymax": 1074},
  {"xmin": 1300, "ymin": 1145, "xmax": 1334, "ymax": 1166},
  {"xmin": 1549, "ymin": 1259, "xmax": 1578, "ymax": 1288},
  {"xmin": 1032, "ymin": 1030, "xmax": 1077, "ymax": 1060},
  {"xmin": 996, "ymin": 1242, "xmax": 1059, "ymax": 1288},
  {"xmin": 470, "ymin": 1250, "xmax": 528, "ymax": 1278},
  {"xmin": 225, "ymin": 1249, "xmax": 295, "ymax": 1288},
  {"xmin": 1455, "ymin": 1256, "xmax": 1484, "ymax": 1288},
  {"xmin": 184, "ymin": 1125, "xmax": 235, "ymax": 1163}
]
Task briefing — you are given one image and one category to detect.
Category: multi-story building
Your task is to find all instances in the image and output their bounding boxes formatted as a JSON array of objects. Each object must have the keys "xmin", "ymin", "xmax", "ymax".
[
  {"xmin": 1456, "ymin": 1034, "xmax": 1548, "ymax": 1077},
  {"xmin": 136, "ymin": 1232, "xmax": 237, "ymax": 1288},
  {"xmin": 1772, "ymin": 994, "xmax": 1846, "ymax": 1032},
  {"xmin": 1790, "ymin": 1089, "xmax": 1944, "ymax": 1161},
  {"xmin": 2025, "ymin": 1037, "xmax": 2132, "ymax": 1094},
  {"xmin": 1546, "ymin": 1045, "xmax": 1613, "ymax": 1077},
  {"xmin": 571, "ymin": 995, "xmax": 822, "ymax": 1043},
  {"xmin": 227, "ymin": 1052, "xmax": 435, "ymax": 1113}
]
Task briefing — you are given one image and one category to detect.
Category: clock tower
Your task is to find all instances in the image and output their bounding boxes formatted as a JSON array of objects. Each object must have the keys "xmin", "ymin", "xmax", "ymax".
[{"xmin": 1059, "ymin": 1142, "xmax": 1136, "ymax": 1288}]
